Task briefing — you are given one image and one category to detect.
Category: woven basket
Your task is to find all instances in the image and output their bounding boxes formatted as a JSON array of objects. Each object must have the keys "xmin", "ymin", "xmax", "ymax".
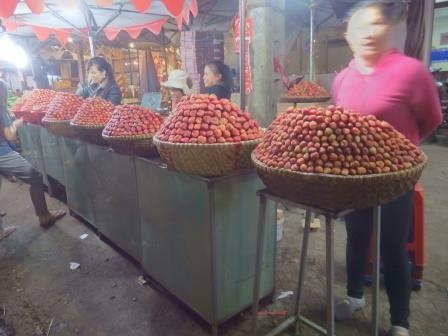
[
  {"xmin": 14, "ymin": 110, "xmax": 46, "ymax": 125},
  {"xmin": 153, "ymin": 137, "xmax": 261, "ymax": 177},
  {"xmin": 252, "ymin": 153, "xmax": 427, "ymax": 210},
  {"xmin": 102, "ymin": 133, "xmax": 158, "ymax": 157},
  {"xmin": 70, "ymin": 123, "xmax": 106, "ymax": 146},
  {"xmin": 42, "ymin": 119, "xmax": 76, "ymax": 137},
  {"xmin": 279, "ymin": 95, "xmax": 331, "ymax": 103}
]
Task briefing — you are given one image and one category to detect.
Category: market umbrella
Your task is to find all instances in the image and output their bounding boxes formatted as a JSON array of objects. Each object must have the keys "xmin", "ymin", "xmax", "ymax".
[{"xmin": 1, "ymin": 0, "xmax": 198, "ymax": 46}]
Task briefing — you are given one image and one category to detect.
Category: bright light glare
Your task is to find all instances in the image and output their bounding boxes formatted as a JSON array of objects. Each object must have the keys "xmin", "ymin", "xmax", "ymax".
[{"xmin": 0, "ymin": 36, "xmax": 28, "ymax": 68}]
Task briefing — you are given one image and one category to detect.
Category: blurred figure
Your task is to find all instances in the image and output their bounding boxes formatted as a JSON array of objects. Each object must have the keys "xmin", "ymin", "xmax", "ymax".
[
  {"xmin": 0, "ymin": 80, "xmax": 65, "ymax": 228},
  {"xmin": 332, "ymin": 2, "xmax": 442, "ymax": 336}
]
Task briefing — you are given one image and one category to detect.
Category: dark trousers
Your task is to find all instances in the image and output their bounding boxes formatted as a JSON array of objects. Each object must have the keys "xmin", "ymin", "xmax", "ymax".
[
  {"xmin": 345, "ymin": 191, "xmax": 413, "ymax": 329},
  {"xmin": 0, "ymin": 151, "xmax": 48, "ymax": 217}
]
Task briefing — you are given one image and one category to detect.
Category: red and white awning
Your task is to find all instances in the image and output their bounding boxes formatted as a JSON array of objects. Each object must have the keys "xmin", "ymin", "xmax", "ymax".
[{"xmin": 0, "ymin": 0, "xmax": 198, "ymax": 43}]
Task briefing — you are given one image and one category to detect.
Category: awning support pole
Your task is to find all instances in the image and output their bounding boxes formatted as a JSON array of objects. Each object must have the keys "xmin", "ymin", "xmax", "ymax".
[
  {"xmin": 45, "ymin": 4, "xmax": 83, "ymax": 34},
  {"xmin": 309, "ymin": 1, "xmax": 316, "ymax": 82},
  {"xmin": 80, "ymin": 0, "xmax": 98, "ymax": 57},
  {"xmin": 93, "ymin": 4, "xmax": 124, "ymax": 38},
  {"xmin": 239, "ymin": 0, "xmax": 246, "ymax": 110}
]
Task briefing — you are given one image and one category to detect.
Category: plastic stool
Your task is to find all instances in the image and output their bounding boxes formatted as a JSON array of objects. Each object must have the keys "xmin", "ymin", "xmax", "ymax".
[
  {"xmin": 408, "ymin": 183, "xmax": 425, "ymax": 289},
  {"xmin": 364, "ymin": 184, "xmax": 425, "ymax": 290}
]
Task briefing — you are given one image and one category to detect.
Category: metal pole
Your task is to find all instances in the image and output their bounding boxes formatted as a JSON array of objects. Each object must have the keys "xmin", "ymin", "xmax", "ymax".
[
  {"xmin": 294, "ymin": 210, "xmax": 312, "ymax": 333},
  {"xmin": 372, "ymin": 205, "xmax": 381, "ymax": 336},
  {"xmin": 251, "ymin": 194, "xmax": 267, "ymax": 336},
  {"xmin": 207, "ymin": 184, "xmax": 219, "ymax": 336},
  {"xmin": 88, "ymin": 36, "xmax": 96, "ymax": 57},
  {"xmin": 93, "ymin": 4, "xmax": 123, "ymax": 38},
  {"xmin": 325, "ymin": 215, "xmax": 335, "ymax": 336},
  {"xmin": 309, "ymin": 1, "xmax": 316, "ymax": 82},
  {"xmin": 45, "ymin": 4, "xmax": 83, "ymax": 34},
  {"xmin": 422, "ymin": 0, "xmax": 435, "ymax": 66},
  {"xmin": 239, "ymin": 0, "xmax": 246, "ymax": 110}
]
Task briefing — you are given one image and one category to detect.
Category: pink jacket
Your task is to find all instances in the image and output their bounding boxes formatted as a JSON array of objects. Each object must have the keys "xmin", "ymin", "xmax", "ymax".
[{"xmin": 332, "ymin": 51, "xmax": 443, "ymax": 145}]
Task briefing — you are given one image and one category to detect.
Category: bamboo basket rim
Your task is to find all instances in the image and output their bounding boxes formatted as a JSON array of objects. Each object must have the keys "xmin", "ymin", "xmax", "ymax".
[
  {"xmin": 153, "ymin": 136, "xmax": 261, "ymax": 148},
  {"xmin": 279, "ymin": 95, "xmax": 331, "ymax": 103},
  {"xmin": 70, "ymin": 122, "xmax": 105, "ymax": 130},
  {"xmin": 102, "ymin": 133, "xmax": 156, "ymax": 141},
  {"xmin": 42, "ymin": 118, "xmax": 72, "ymax": 124},
  {"xmin": 251, "ymin": 152, "xmax": 428, "ymax": 181}
]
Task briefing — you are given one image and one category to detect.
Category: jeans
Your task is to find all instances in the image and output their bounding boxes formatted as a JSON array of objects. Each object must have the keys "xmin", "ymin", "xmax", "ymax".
[
  {"xmin": 345, "ymin": 191, "xmax": 413, "ymax": 329},
  {"xmin": 0, "ymin": 151, "xmax": 48, "ymax": 217}
]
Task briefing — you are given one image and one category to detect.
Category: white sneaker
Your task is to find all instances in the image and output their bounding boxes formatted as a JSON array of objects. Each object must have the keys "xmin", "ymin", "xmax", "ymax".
[
  {"xmin": 335, "ymin": 296, "xmax": 366, "ymax": 321},
  {"xmin": 387, "ymin": 326, "xmax": 409, "ymax": 336}
]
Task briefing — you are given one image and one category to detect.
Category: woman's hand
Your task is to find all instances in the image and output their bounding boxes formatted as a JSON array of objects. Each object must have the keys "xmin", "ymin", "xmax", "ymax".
[
  {"xmin": 14, "ymin": 118, "xmax": 23, "ymax": 129},
  {"xmin": 2, "ymin": 118, "xmax": 23, "ymax": 141}
]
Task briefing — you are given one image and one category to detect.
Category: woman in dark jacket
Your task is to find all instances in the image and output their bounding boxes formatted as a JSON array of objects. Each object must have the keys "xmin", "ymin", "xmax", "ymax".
[
  {"xmin": 76, "ymin": 57, "xmax": 122, "ymax": 105},
  {"xmin": 201, "ymin": 60, "xmax": 232, "ymax": 99}
]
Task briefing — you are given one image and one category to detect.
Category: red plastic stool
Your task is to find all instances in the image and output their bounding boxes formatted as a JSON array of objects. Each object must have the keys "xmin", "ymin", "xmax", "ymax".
[
  {"xmin": 408, "ymin": 183, "xmax": 425, "ymax": 289},
  {"xmin": 364, "ymin": 183, "xmax": 425, "ymax": 290}
]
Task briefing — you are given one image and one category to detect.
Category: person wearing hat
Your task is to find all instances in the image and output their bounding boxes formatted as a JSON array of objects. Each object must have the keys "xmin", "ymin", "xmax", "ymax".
[{"xmin": 161, "ymin": 69, "xmax": 193, "ymax": 110}]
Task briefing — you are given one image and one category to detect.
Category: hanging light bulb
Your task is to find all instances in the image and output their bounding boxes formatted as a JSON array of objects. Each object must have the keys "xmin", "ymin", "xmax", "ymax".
[{"xmin": 0, "ymin": 36, "xmax": 28, "ymax": 68}]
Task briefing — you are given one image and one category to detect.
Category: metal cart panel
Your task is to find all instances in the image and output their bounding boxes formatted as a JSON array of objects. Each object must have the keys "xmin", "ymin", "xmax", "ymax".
[
  {"xmin": 136, "ymin": 157, "xmax": 275, "ymax": 324},
  {"xmin": 59, "ymin": 137, "xmax": 95, "ymax": 225},
  {"xmin": 87, "ymin": 145, "xmax": 141, "ymax": 263},
  {"xmin": 18, "ymin": 124, "xmax": 47, "ymax": 185},
  {"xmin": 136, "ymin": 158, "xmax": 213, "ymax": 321},
  {"xmin": 213, "ymin": 176, "xmax": 276, "ymax": 320},
  {"xmin": 40, "ymin": 128, "xmax": 65, "ymax": 185}
]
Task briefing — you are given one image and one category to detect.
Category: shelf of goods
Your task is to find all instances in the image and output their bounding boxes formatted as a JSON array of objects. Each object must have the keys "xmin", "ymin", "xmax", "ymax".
[{"xmin": 19, "ymin": 124, "xmax": 276, "ymax": 326}]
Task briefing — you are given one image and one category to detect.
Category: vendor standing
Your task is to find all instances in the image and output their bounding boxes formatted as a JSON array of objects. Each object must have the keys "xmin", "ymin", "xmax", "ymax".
[
  {"xmin": 76, "ymin": 57, "xmax": 122, "ymax": 105},
  {"xmin": 201, "ymin": 60, "xmax": 232, "ymax": 99},
  {"xmin": 161, "ymin": 69, "xmax": 193, "ymax": 110},
  {"xmin": 332, "ymin": 2, "xmax": 442, "ymax": 335}
]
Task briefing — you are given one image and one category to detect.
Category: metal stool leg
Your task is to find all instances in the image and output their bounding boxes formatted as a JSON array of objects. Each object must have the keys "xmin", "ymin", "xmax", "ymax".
[
  {"xmin": 372, "ymin": 206, "xmax": 381, "ymax": 336},
  {"xmin": 294, "ymin": 210, "xmax": 313, "ymax": 333},
  {"xmin": 325, "ymin": 215, "xmax": 335, "ymax": 336},
  {"xmin": 251, "ymin": 195, "xmax": 268, "ymax": 336}
]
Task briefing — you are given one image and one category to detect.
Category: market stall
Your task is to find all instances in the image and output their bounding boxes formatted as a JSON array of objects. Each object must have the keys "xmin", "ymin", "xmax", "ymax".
[
  {"xmin": 13, "ymin": 84, "xmax": 277, "ymax": 334},
  {"xmin": 17, "ymin": 125, "xmax": 276, "ymax": 330}
]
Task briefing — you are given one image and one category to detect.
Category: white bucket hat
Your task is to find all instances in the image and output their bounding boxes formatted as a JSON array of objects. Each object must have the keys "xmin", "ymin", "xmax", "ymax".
[{"xmin": 161, "ymin": 69, "xmax": 192, "ymax": 95}]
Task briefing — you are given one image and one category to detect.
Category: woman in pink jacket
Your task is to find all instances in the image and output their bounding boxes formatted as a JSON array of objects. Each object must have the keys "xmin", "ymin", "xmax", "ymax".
[{"xmin": 332, "ymin": 2, "xmax": 442, "ymax": 336}]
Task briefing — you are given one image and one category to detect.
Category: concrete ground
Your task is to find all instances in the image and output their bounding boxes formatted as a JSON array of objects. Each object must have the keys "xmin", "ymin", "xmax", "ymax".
[{"xmin": 0, "ymin": 143, "xmax": 447, "ymax": 336}]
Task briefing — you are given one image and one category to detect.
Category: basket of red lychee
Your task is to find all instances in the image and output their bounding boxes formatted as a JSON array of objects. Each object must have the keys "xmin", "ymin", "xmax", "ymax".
[
  {"xmin": 102, "ymin": 104, "xmax": 163, "ymax": 157},
  {"xmin": 153, "ymin": 94, "xmax": 264, "ymax": 177},
  {"xmin": 70, "ymin": 98, "xmax": 115, "ymax": 146},
  {"xmin": 252, "ymin": 105, "xmax": 427, "ymax": 210},
  {"xmin": 42, "ymin": 92, "xmax": 85, "ymax": 137},
  {"xmin": 13, "ymin": 89, "xmax": 57, "ymax": 125},
  {"xmin": 281, "ymin": 81, "xmax": 331, "ymax": 103}
]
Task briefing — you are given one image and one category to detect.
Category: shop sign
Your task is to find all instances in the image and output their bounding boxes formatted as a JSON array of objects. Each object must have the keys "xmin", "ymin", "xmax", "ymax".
[{"xmin": 232, "ymin": 14, "xmax": 253, "ymax": 95}]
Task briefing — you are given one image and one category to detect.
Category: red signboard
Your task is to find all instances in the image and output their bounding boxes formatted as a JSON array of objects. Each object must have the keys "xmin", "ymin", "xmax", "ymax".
[{"xmin": 232, "ymin": 14, "xmax": 253, "ymax": 95}]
